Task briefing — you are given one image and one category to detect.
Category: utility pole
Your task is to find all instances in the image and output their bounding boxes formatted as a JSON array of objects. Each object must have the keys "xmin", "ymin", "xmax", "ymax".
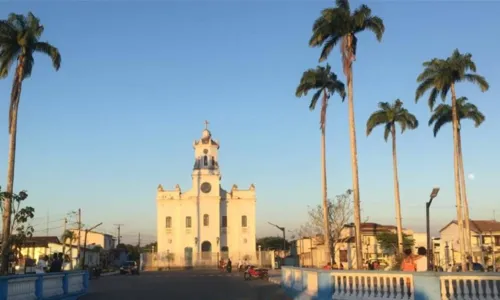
[
  {"xmin": 138, "ymin": 233, "xmax": 141, "ymax": 248},
  {"xmin": 114, "ymin": 224, "xmax": 124, "ymax": 245},
  {"xmin": 46, "ymin": 211, "xmax": 49, "ymax": 236},
  {"xmin": 63, "ymin": 218, "xmax": 67, "ymax": 234},
  {"xmin": 77, "ymin": 209, "xmax": 81, "ymax": 266},
  {"xmin": 82, "ymin": 222, "xmax": 103, "ymax": 268}
]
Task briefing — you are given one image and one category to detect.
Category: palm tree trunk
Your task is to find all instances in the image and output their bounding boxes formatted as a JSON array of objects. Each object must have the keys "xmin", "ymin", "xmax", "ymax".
[
  {"xmin": 346, "ymin": 68, "xmax": 363, "ymax": 270},
  {"xmin": 457, "ymin": 130, "xmax": 473, "ymax": 261},
  {"xmin": 450, "ymin": 83, "xmax": 467, "ymax": 272},
  {"xmin": 320, "ymin": 91, "xmax": 333, "ymax": 265},
  {"xmin": 1, "ymin": 60, "xmax": 24, "ymax": 275},
  {"xmin": 390, "ymin": 126, "xmax": 404, "ymax": 254}
]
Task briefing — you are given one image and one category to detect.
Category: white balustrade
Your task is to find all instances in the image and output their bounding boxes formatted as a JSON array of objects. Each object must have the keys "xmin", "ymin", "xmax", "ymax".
[
  {"xmin": 42, "ymin": 274, "xmax": 65, "ymax": 298},
  {"xmin": 280, "ymin": 267, "xmax": 500, "ymax": 300},
  {"xmin": 6, "ymin": 277, "xmax": 37, "ymax": 300},
  {"xmin": 439, "ymin": 274, "xmax": 500, "ymax": 300},
  {"xmin": 67, "ymin": 272, "xmax": 85, "ymax": 294},
  {"xmin": 332, "ymin": 272, "xmax": 414, "ymax": 300}
]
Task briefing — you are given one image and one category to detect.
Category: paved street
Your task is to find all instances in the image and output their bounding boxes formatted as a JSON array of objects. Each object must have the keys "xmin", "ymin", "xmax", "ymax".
[{"xmin": 82, "ymin": 269, "xmax": 289, "ymax": 300}]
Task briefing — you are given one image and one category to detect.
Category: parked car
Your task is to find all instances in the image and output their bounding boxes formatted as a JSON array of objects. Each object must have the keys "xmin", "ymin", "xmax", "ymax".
[{"xmin": 120, "ymin": 261, "xmax": 139, "ymax": 275}]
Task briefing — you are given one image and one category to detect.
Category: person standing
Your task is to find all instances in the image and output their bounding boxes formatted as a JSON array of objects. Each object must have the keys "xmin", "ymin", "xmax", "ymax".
[{"xmin": 414, "ymin": 247, "xmax": 428, "ymax": 272}]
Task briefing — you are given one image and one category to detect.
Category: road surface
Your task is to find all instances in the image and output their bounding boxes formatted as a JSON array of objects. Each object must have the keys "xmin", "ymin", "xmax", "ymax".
[{"xmin": 81, "ymin": 269, "xmax": 289, "ymax": 300}]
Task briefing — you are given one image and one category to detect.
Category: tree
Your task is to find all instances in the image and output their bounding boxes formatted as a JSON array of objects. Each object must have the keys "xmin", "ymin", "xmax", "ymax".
[
  {"xmin": 0, "ymin": 12, "xmax": 61, "ymax": 274},
  {"xmin": 366, "ymin": 99, "xmax": 418, "ymax": 254},
  {"xmin": 429, "ymin": 96, "xmax": 484, "ymax": 259},
  {"xmin": 309, "ymin": 0, "xmax": 385, "ymax": 269},
  {"xmin": 61, "ymin": 230, "xmax": 75, "ymax": 268},
  {"xmin": 0, "ymin": 188, "xmax": 34, "ymax": 266},
  {"xmin": 415, "ymin": 49, "xmax": 489, "ymax": 271},
  {"xmin": 376, "ymin": 232, "xmax": 414, "ymax": 269},
  {"xmin": 298, "ymin": 189, "xmax": 353, "ymax": 263},
  {"xmin": 256, "ymin": 236, "xmax": 291, "ymax": 250},
  {"xmin": 296, "ymin": 64, "xmax": 346, "ymax": 264}
]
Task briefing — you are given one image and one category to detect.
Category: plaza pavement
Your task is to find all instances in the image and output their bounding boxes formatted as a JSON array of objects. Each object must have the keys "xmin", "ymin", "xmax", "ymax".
[{"xmin": 81, "ymin": 269, "xmax": 288, "ymax": 300}]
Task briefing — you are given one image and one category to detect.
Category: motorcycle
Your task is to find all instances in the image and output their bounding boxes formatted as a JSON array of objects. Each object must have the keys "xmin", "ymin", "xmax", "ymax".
[{"xmin": 243, "ymin": 265, "xmax": 269, "ymax": 281}]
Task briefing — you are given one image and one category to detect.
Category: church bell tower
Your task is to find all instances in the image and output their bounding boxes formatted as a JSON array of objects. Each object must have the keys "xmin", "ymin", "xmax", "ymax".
[{"xmin": 192, "ymin": 121, "xmax": 221, "ymax": 196}]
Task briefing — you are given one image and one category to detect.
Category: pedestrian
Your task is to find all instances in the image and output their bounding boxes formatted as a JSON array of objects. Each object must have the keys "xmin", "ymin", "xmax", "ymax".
[
  {"xmin": 414, "ymin": 247, "xmax": 428, "ymax": 272},
  {"xmin": 226, "ymin": 258, "xmax": 232, "ymax": 273},
  {"xmin": 401, "ymin": 249, "xmax": 416, "ymax": 272}
]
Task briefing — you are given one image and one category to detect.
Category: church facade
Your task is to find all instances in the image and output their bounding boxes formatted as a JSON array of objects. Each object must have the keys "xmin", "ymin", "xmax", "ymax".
[{"xmin": 156, "ymin": 124, "xmax": 257, "ymax": 266}]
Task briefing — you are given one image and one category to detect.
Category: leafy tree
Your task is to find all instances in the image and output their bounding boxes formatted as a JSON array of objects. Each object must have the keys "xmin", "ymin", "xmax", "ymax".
[
  {"xmin": 256, "ymin": 236, "xmax": 290, "ymax": 250},
  {"xmin": 376, "ymin": 232, "xmax": 414, "ymax": 254},
  {"xmin": 0, "ymin": 188, "xmax": 34, "ymax": 265},
  {"xmin": 61, "ymin": 230, "xmax": 76, "ymax": 269},
  {"xmin": 0, "ymin": 12, "xmax": 61, "ymax": 274},
  {"xmin": 309, "ymin": 0, "xmax": 385, "ymax": 269},
  {"xmin": 366, "ymin": 100, "xmax": 418, "ymax": 254},
  {"xmin": 429, "ymin": 96, "xmax": 484, "ymax": 261},
  {"xmin": 296, "ymin": 64, "xmax": 345, "ymax": 264},
  {"xmin": 415, "ymin": 49, "xmax": 489, "ymax": 270},
  {"xmin": 298, "ymin": 189, "xmax": 353, "ymax": 263}
]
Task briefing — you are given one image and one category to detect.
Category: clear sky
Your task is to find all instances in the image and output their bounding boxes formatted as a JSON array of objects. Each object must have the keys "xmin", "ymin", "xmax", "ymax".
[{"xmin": 0, "ymin": 1, "xmax": 498, "ymax": 245}]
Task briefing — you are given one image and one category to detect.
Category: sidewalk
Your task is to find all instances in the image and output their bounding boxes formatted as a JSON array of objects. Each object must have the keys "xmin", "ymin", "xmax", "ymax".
[{"xmin": 268, "ymin": 269, "xmax": 281, "ymax": 285}]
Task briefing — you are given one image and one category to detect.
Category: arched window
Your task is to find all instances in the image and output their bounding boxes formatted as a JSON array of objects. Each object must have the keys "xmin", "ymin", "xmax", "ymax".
[
  {"xmin": 211, "ymin": 156, "xmax": 215, "ymax": 166},
  {"xmin": 185, "ymin": 216, "xmax": 192, "ymax": 228},
  {"xmin": 241, "ymin": 215, "xmax": 247, "ymax": 227},
  {"xmin": 203, "ymin": 214, "xmax": 209, "ymax": 226},
  {"xmin": 166, "ymin": 216, "xmax": 172, "ymax": 228},
  {"xmin": 203, "ymin": 156, "xmax": 208, "ymax": 166}
]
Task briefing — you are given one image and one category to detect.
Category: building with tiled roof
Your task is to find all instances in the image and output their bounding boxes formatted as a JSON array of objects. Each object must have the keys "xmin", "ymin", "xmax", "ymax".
[{"xmin": 439, "ymin": 219, "xmax": 500, "ymax": 267}]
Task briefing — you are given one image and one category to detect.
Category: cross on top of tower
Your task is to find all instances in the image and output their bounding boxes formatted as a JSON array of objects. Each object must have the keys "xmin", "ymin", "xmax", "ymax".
[{"xmin": 204, "ymin": 120, "xmax": 209, "ymax": 130}]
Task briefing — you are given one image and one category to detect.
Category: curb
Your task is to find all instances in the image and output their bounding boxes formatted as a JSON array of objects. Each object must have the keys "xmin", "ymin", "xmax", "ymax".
[
  {"xmin": 268, "ymin": 276, "xmax": 280, "ymax": 285},
  {"xmin": 101, "ymin": 271, "xmax": 119, "ymax": 277}
]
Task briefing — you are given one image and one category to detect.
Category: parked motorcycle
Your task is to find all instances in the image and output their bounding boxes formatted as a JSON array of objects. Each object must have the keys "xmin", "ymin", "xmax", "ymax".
[{"xmin": 243, "ymin": 266, "xmax": 269, "ymax": 281}]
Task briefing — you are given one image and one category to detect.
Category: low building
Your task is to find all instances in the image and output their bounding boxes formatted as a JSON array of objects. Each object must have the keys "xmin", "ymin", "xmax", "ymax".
[
  {"xmin": 439, "ymin": 219, "xmax": 500, "ymax": 268},
  {"xmin": 294, "ymin": 222, "xmax": 415, "ymax": 269},
  {"xmin": 69, "ymin": 229, "xmax": 115, "ymax": 250},
  {"xmin": 18, "ymin": 236, "xmax": 100, "ymax": 269}
]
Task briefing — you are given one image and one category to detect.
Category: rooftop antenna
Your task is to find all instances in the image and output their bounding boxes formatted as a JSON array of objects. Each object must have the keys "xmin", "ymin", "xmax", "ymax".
[{"xmin": 494, "ymin": 210, "xmax": 496, "ymax": 221}]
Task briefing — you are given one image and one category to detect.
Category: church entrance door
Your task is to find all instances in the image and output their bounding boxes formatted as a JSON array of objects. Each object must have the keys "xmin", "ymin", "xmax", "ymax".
[
  {"xmin": 201, "ymin": 241, "xmax": 212, "ymax": 263},
  {"xmin": 221, "ymin": 246, "xmax": 229, "ymax": 259},
  {"xmin": 184, "ymin": 247, "xmax": 193, "ymax": 267}
]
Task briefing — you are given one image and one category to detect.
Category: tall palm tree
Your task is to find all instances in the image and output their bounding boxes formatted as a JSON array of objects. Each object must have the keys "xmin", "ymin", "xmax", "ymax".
[
  {"xmin": 296, "ymin": 64, "xmax": 346, "ymax": 264},
  {"xmin": 0, "ymin": 12, "xmax": 61, "ymax": 274},
  {"xmin": 366, "ymin": 99, "xmax": 418, "ymax": 255},
  {"xmin": 309, "ymin": 0, "xmax": 385, "ymax": 268},
  {"xmin": 429, "ymin": 96, "xmax": 485, "ymax": 260},
  {"xmin": 61, "ymin": 230, "xmax": 75, "ymax": 269},
  {"xmin": 416, "ymin": 49, "xmax": 489, "ymax": 271}
]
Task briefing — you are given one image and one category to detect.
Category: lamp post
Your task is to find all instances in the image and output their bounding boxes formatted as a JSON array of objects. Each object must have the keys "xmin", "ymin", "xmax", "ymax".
[
  {"xmin": 81, "ymin": 222, "xmax": 103, "ymax": 269},
  {"xmin": 268, "ymin": 222, "xmax": 286, "ymax": 251},
  {"xmin": 426, "ymin": 187, "xmax": 440, "ymax": 271}
]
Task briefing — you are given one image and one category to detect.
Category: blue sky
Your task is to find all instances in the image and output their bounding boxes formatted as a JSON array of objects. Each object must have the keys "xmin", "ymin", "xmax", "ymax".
[{"xmin": 0, "ymin": 1, "xmax": 498, "ymax": 244}]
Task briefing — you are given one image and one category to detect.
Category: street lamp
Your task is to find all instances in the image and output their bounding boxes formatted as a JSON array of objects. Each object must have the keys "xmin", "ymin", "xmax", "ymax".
[
  {"xmin": 81, "ymin": 222, "xmax": 103, "ymax": 269},
  {"xmin": 268, "ymin": 222, "xmax": 286, "ymax": 251},
  {"xmin": 426, "ymin": 187, "xmax": 440, "ymax": 271}
]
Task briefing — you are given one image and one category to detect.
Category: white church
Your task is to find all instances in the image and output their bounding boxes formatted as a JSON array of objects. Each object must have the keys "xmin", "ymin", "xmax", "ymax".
[{"xmin": 156, "ymin": 123, "xmax": 257, "ymax": 266}]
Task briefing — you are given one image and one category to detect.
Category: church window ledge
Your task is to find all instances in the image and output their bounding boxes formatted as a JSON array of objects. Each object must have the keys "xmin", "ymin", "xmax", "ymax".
[
  {"xmin": 165, "ymin": 228, "xmax": 173, "ymax": 234},
  {"xmin": 241, "ymin": 228, "xmax": 248, "ymax": 233}
]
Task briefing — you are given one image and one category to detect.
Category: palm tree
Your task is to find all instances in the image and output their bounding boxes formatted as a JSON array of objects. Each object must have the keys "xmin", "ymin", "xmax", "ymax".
[
  {"xmin": 429, "ymin": 96, "xmax": 485, "ymax": 260},
  {"xmin": 0, "ymin": 12, "xmax": 61, "ymax": 274},
  {"xmin": 309, "ymin": 0, "xmax": 385, "ymax": 269},
  {"xmin": 61, "ymin": 230, "xmax": 75, "ymax": 269},
  {"xmin": 366, "ymin": 99, "xmax": 418, "ymax": 255},
  {"xmin": 296, "ymin": 64, "xmax": 346, "ymax": 264},
  {"xmin": 416, "ymin": 49, "xmax": 489, "ymax": 271}
]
